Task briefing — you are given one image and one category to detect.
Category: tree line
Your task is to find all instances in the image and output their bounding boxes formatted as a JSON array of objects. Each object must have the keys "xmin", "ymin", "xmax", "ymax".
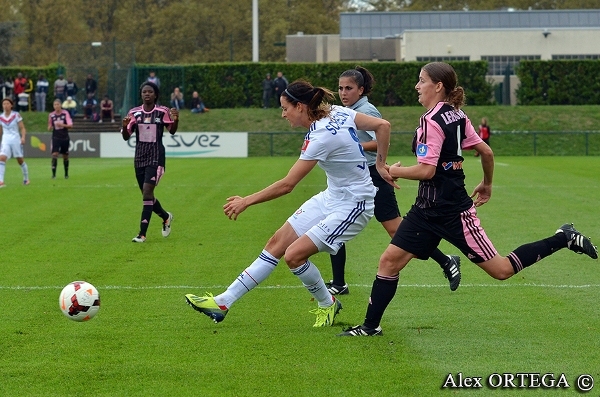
[{"xmin": 0, "ymin": 0, "xmax": 597, "ymax": 67}]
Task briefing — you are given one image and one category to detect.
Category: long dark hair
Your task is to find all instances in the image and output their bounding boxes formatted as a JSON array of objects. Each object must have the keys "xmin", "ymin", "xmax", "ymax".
[
  {"xmin": 422, "ymin": 62, "xmax": 465, "ymax": 109},
  {"xmin": 282, "ymin": 80, "xmax": 335, "ymax": 122},
  {"xmin": 339, "ymin": 65, "xmax": 375, "ymax": 97}
]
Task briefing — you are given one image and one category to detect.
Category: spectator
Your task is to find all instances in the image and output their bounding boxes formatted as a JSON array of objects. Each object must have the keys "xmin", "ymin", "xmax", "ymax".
[
  {"xmin": 146, "ymin": 71, "xmax": 160, "ymax": 88},
  {"xmin": 35, "ymin": 74, "xmax": 49, "ymax": 112},
  {"xmin": 2, "ymin": 77, "xmax": 14, "ymax": 101},
  {"xmin": 475, "ymin": 117, "xmax": 491, "ymax": 157},
  {"xmin": 190, "ymin": 91, "xmax": 208, "ymax": 114},
  {"xmin": 82, "ymin": 93, "xmax": 97, "ymax": 120},
  {"xmin": 261, "ymin": 73, "xmax": 274, "ymax": 108},
  {"xmin": 14, "ymin": 73, "xmax": 27, "ymax": 111},
  {"xmin": 273, "ymin": 71, "xmax": 288, "ymax": 107},
  {"xmin": 65, "ymin": 77, "xmax": 78, "ymax": 98},
  {"xmin": 62, "ymin": 96, "xmax": 78, "ymax": 118},
  {"xmin": 99, "ymin": 94, "xmax": 115, "ymax": 123},
  {"xmin": 54, "ymin": 74, "xmax": 68, "ymax": 102},
  {"xmin": 170, "ymin": 87, "xmax": 184, "ymax": 110},
  {"xmin": 85, "ymin": 74, "xmax": 97, "ymax": 98}
]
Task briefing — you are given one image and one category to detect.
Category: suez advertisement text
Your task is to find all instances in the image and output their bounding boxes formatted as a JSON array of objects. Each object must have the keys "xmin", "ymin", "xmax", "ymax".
[{"xmin": 24, "ymin": 132, "xmax": 248, "ymax": 158}]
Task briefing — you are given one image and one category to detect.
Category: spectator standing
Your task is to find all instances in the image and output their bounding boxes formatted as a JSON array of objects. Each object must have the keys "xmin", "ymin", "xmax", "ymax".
[
  {"xmin": 170, "ymin": 87, "xmax": 184, "ymax": 110},
  {"xmin": 82, "ymin": 93, "xmax": 97, "ymax": 120},
  {"xmin": 190, "ymin": 91, "xmax": 208, "ymax": 113},
  {"xmin": 0, "ymin": 98, "xmax": 29, "ymax": 187},
  {"xmin": 65, "ymin": 77, "xmax": 78, "ymax": 99},
  {"xmin": 261, "ymin": 73, "xmax": 274, "ymax": 108},
  {"xmin": 273, "ymin": 71, "xmax": 288, "ymax": 107},
  {"xmin": 85, "ymin": 74, "xmax": 97, "ymax": 99},
  {"xmin": 14, "ymin": 73, "xmax": 28, "ymax": 111},
  {"xmin": 35, "ymin": 74, "xmax": 49, "ymax": 112},
  {"xmin": 100, "ymin": 95, "xmax": 115, "ymax": 123},
  {"xmin": 62, "ymin": 96, "xmax": 77, "ymax": 118},
  {"xmin": 147, "ymin": 71, "xmax": 161, "ymax": 88},
  {"xmin": 475, "ymin": 117, "xmax": 491, "ymax": 157},
  {"xmin": 54, "ymin": 74, "xmax": 68, "ymax": 102},
  {"xmin": 48, "ymin": 98, "xmax": 73, "ymax": 179}
]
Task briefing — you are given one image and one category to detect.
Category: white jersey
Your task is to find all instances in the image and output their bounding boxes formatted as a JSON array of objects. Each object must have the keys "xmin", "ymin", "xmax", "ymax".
[
  {"xmin": 300, "ymin": 105, "xmax": 376, "ymax": 202},
  {"xmin": 0, "ymin": 111, "xmax": 23, "ymax": 145}
]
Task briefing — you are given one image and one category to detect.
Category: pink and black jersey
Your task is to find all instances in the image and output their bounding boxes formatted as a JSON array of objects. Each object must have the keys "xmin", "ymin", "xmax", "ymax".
[
  {"xmin": 48, "ymin": 110, "xmax": 73, "ymax": 140},
  {"xmin": 412, "ymin": 102, "xmax": 483, "ymax": 214},
  {"xmin": 125, "ymin": 105, "xmax": 174, "ymax": 168}
]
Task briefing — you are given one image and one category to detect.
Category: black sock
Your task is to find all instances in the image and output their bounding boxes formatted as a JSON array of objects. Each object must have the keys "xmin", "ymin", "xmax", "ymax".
[
  {"xmin": 51, "ymin": 158, "xmax": 57, "ymax": 176},
  {"xmin": 364, "ymin": 275, "xmax": 399, "ymax": 329},
  {"xmin": 64, "ymin": 160, "xmax": 69, "ymax": 177},
  {"xmin": 430, "ymin": 248, "xmax": 448, "ymax": 268},
  {"xmin": 508, "ymin": 234, "xmax": 567, "ymax": 274},
  {"xmin": 330, "ymin": 244, "xmax": 346, "ymax": 285},
  {"xmin": 152, "ymin": 198, "xmax": 168, "ymax": 220},
  {"xmin": 139, "ymin": 201, "xmax": 153, "ymax": 237}
]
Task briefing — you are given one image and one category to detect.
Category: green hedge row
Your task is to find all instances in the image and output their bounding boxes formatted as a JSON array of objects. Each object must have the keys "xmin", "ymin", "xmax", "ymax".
[
  {"xmin": 139, "ymin": 61, "xmax": 494, "ymax": 109},
  {"xmin": 516, "ymin": 60, "xmax": 600, "ymax": 105}
]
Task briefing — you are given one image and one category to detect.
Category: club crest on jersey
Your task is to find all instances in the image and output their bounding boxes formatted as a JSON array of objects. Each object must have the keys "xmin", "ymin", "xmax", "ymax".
[
  {"xmin": 416, "ymin": 143, "xmax": 428, "ymax": 157},
  {"xmin": 301, "ymin": 139, "xmax": 310, "ymax": 151},
  {"xmin": 144, "ymin": 116, "xmax": 152, "ymax": 123}
]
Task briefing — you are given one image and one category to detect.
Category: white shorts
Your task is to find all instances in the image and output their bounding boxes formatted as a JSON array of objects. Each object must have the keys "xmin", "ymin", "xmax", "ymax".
[
  {"xmin": 0, "ymin": 143, "xmax": 24, "ymax": 159},
  {"xmin": 287, "ymin": 191, "xmax": 374, "ymax": 255}
]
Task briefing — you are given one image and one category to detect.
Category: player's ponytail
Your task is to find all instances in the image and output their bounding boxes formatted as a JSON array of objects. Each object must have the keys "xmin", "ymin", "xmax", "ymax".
[
  {"xmin": 283, "ymin": 80, "xmax": 334, "ymax": 122},
  {"xmin": 422, "ymin": 62, "xmax": 466, "ymax": 110},
  {"xmin": 339, "ymin": 66, "xmax": 375, "ymax": 97}
]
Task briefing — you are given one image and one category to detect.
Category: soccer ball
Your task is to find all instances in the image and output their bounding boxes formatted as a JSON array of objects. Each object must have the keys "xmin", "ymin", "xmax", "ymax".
[{"xmin": 59, "ymin": 281, "xmax": 101, "ymax": 322}]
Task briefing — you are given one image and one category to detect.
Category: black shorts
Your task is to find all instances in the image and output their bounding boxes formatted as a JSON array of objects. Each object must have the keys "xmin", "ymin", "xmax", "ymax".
[
  {"xmin": 52, "ymin": 138, "xmax": 69, "ymax": 155},
  {"xmin": 390, "ymin": 204, "xmax": 497, "ymax": 263},
  {"xmin": 135, "ymin": 165, "xmax": 164, "ymax": 189},
  {"xmin": 370, "ymin": 165, "xmax": 401, "ymax": 222}
]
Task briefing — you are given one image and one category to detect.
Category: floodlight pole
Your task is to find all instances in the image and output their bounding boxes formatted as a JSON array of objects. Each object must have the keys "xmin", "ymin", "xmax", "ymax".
[{"xmin": 252, "ymin": 0, "xmax": 259, "ymax": 62}]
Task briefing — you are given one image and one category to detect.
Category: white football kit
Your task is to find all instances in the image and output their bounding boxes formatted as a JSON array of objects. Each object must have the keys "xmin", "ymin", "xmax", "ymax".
[
  {"xmin": 0, "ymin": 111, "xmax": 24, "ymax": 159},
  {"xmin": 287, "ymin": 105, "xmax": 376, "ymax": 254}
]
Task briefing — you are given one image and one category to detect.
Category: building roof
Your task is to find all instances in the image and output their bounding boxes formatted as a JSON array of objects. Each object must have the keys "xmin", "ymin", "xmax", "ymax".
[{"xmin": 340, "ymin": 9, "xmax": 600, "ymax": 38}]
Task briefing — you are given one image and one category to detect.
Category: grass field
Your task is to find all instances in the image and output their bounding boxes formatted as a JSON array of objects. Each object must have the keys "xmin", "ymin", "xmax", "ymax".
[{"xmin": 1, "ymin": 156, "xmax": 599, "ymax": 396}]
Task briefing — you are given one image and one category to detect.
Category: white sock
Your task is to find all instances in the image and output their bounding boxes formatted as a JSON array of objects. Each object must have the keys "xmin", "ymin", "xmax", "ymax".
[
  {"xmin": 0, "ymin": 161, "xmax": 5, "ymax": 182},
  {"xmin": 216, "ymin": 249, "xmax": 279, "ymax": 308},
  {"xmin": 21, "ymin": 162, "xmax": 28, "ymax": 181},
  {"xmin": 291, "ymin": 260, "xmax": 333, "ymax": 307}
]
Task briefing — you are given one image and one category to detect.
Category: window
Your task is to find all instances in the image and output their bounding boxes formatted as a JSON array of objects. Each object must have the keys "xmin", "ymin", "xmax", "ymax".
[
  {"xmin": 552, "ymin": 54, "xmax": 600, "ymax": 60},
  {"xmin": 416, "ymin": 56, "xmax": 470, "ymax": 62},
  {"xmin": 481, "ymin": 55, "xmax": 541, "ymax": 75}
]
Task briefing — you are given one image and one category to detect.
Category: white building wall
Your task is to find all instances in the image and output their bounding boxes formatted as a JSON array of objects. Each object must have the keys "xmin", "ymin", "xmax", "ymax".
[{"xmin": 401, "ymin": 28, "xmax": 600, "ymax": 61}]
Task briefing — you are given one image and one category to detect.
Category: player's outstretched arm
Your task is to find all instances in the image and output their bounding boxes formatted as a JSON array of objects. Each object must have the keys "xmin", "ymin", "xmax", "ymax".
[{"xmin": 223, "ymin": 159, "xmax": 317, "ymax": 220}]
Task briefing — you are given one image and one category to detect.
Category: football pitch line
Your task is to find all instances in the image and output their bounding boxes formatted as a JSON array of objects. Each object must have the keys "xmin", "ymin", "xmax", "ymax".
[{"xmin": 2, "ymin": 283, "xmax": 600, "ymax": 290}]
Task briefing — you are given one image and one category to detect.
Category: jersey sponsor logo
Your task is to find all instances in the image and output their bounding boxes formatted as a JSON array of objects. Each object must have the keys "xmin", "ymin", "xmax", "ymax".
[
  {"xmin": 442, "ymin": 161, "xmax": 463, "ymax": 170},
  {"xmin": 416, "ymin": 143, "xmax": 428, "ymax": 157},
  {"xmin": 440, "ymin": 109, "xmax": 466, "ymax": 125}
]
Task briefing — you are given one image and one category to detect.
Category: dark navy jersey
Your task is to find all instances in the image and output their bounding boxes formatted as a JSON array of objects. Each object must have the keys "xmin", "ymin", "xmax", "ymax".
[
  {"xmin": 125, "ymin": 105, "xmax": 174, "ymax": 168},
  {"xmin": 412, "ymin": 102, "xmax": 483, "ymax": 215}
]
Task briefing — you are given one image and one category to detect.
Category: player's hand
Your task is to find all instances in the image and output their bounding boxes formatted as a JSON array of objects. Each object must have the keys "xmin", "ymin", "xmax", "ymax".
[
  {"xmin": 376, "ymin": 163, "xmax": 400, "ymax": 189},
  {"xmin": 224, "ymin": 196, "xmax": 248, "ymax": 220},
  {"xmin": 170, "ymin": 108, "xmax": 179, "ymax": 121},
  {"xmin": 122, "ymin": 116, "xmax": 130, "ymax": 129},
  {"xmin": 470, "ymin": 182, "xmax": 492, "ymax": 207}
]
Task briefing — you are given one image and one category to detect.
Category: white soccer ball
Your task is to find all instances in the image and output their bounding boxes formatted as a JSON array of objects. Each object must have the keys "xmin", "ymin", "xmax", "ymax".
[{"xmin": 59, "ymin": 281, "xmax": 101, "ymax": 322}]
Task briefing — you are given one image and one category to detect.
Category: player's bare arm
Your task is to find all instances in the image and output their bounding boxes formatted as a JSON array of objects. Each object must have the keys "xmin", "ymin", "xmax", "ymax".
[{"xmin": 223, "ymin": 159, "xmax": 317, "ymax": 220}]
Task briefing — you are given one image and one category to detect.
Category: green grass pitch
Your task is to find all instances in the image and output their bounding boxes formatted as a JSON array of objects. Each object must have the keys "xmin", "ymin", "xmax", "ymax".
[{"xmin": 0, "ymin": 156, "xmax": 598, "ymax": 396}]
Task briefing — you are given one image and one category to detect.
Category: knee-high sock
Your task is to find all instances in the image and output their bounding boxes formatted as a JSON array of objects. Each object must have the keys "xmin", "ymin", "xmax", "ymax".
[
  {"xmin": 0, "ymin": 161, "xmax": 5, "ymax": 182},
  {"xmin": 364, "ymin": 275, "xmax": 399, "ymax": 329},
  {"xmin": 152, "ymin": 198, "xmax": 168, "ymax": 219},
  {"xmin": 508, "ymin": 234, "xmax": 567, "ymax": 274},
  {"xmin": 51, "ymin": 158, "xmax": 57, "ymax": 177},
  {"xmin": 330, "ymin": 243, "xmax": 346, "ymax": 285},
  {"xmin": 291, "ymin": 260, "xmax": 333, "ymax": 307},
  {"xmin": 63, "ymin": 159, "xmax": 69, "ymax": 177},
  {"xmin": 139, "ymin": 200, "xmax": 153, "ymax": 236},
  {"xmin": 20, "ymin": 162, "xmax": 28, "ymax": 181},
  {"xmin": 216, "ymin": 250, "xmax": 279, "ymax": 308},
  {"xmin": 430, "ymin": 248, "xmax": 449, "ymax": 267}
]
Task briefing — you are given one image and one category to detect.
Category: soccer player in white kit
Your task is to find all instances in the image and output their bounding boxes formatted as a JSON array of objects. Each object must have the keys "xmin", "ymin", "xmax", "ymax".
[
  {"xmin": 0, "ymin": 98, "xmax": 29, "ymax": 187},
  {"xmin": 186, "ymin": 79, "xmax": 397, "ymax": 327}
]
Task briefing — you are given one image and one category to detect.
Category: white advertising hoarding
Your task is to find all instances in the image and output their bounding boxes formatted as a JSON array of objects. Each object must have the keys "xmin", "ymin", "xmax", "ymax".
[{"xmin": 101, "ymin": 132, "xmax": 248, "ymax": 158}]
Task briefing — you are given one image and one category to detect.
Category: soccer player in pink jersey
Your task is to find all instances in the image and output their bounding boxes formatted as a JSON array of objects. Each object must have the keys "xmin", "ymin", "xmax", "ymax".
[
  {"xmin": 121, "ymin": 82, "xmax": 178, "ymax": 243},
  {"xmin": 48, "ymin": 98, "xmax": 73, "ymax": 179},
  {"xmin": 339, "ymin": 62, "xmax": 598, "ymax": 337}
]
